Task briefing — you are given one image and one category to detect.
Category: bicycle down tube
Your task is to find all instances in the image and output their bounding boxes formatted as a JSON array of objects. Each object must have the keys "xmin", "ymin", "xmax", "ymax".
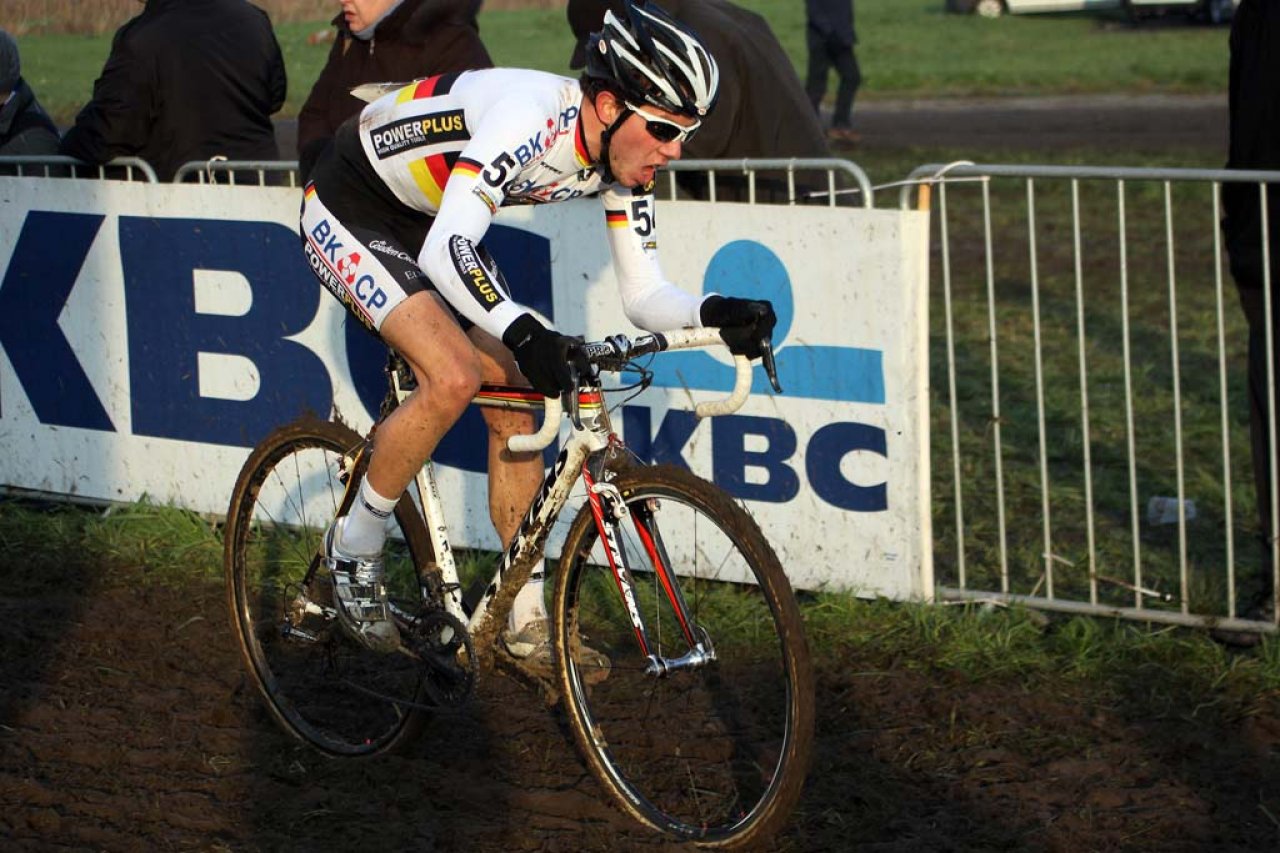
[{"xmin": 392, "ymin": 327, "xmax": 755, "ymax": 660}]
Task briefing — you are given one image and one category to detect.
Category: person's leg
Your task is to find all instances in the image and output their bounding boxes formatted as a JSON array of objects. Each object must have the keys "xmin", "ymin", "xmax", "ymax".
[
  {"xmin": 465, "ymin": 325, "xmax": 550, "ymax": 636},
  {"xmin": 467, "ymin": 326, "xmax": 543, "ymax": 545},
  {"xmin": 831, "ymin": 46, "xmax": 862, "ymax": 129},
  {"xmin": 363, "ymin": 292, "xmax": 485, "ymax": 506},
  {"xmin": 804, "ymin": 28, "xmax": 830, "ymax": 116},
  {"xmin": 1237, "ymin": 285, "xmax": 1277, "ymax": 617}
]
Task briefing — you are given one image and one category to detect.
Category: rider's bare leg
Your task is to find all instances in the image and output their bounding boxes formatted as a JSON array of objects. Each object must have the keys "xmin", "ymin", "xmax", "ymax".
[
  {"xmin": 467, "ymin": 328, "xmax": 547, "ymax": 631},
  {"xmin": 466, "ymin": 326, "xmax": 542, "ymax": 545},
  {"xmin": 363, "ymin": 292, "xmax": 485, "ymax": 501}
]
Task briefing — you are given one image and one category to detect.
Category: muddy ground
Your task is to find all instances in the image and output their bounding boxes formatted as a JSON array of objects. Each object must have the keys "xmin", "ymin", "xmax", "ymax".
[
  {"xmin": 1, "ymin": 553, "xmax": 1278, "ymax": 852},
  {"xmin": 4, "ymin": 99, "xmax": 1279, "ymax": 852}
]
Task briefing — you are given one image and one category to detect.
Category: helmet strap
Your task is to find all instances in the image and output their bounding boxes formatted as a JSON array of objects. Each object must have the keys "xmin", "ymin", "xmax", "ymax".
[{"xmin": 594, "ymin": 98, "xmax": 632, "ymax": 186}]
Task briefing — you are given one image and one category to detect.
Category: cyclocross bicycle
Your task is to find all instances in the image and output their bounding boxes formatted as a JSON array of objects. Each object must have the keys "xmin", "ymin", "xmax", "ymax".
[{"xmin": 223, "ymin": 326, "xmax": 815, "ymax": 848}]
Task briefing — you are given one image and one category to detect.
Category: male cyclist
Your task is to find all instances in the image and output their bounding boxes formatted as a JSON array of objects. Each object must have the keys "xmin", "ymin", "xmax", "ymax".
[{"xmin": 300, "ymin": 1, "xmax": 776, "ymax": 659}]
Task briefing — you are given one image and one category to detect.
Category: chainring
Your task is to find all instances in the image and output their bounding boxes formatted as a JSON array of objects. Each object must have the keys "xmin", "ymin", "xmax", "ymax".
[{"xmin": 407, "ymin": 609, "xmax": 477, "ymax": 708}]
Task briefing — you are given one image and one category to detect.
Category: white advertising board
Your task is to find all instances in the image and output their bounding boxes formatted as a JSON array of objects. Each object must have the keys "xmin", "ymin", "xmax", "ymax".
[{"xmin": 0, "ymin": 177, "xmax": 931, "ymax": 599}]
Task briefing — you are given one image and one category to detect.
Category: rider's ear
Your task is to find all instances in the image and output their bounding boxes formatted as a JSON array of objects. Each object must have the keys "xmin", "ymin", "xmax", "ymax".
[{"xmin": 595, "ymin": 90, "xmax": 623, "ymax": 126}]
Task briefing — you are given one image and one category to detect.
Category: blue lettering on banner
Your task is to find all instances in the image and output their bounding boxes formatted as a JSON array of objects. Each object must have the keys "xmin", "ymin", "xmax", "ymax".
[
  {"xmin": 119, "ymin": 217, "xmax": 331, "ymax": 447},
  {"xmin": 623, "ymin": 405, "xmax": 883, "ymax": 509},
  {"xmin": 621, "ymin": 406, "xmax": 698, "ymax": 469},
  {"xmin": 652, "ymin": 240, "xmax": 886, "ymax": 403},
  {"xmin": 1, "ymin": 211, "xmax": 889, "ymax": 513},
  {"xmin": 0, "ymin": 211, "xmax": 114, "ymax": 430},
  {"xmin": 712, "ymin": 414, "xmax": 801, "ymax": 504},
  {"xmin": 807, "ymin": 422, "xmax": 887, "ymax": 512}
]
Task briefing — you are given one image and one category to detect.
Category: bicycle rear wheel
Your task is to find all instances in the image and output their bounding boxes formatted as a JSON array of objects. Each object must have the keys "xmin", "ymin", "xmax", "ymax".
[
  {"xmin": 224, "ymin": 416, "xmax": 436, "ymax": 756},
  {"xmin": 553, "ymin": 464, "xmax": 814, "ymax": 848}
]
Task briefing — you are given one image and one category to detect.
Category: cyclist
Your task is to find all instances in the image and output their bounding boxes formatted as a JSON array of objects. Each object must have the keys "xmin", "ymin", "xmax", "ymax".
[{"xmin": 300, "ymin": 0, "xmax": 776, "ymax": 658}]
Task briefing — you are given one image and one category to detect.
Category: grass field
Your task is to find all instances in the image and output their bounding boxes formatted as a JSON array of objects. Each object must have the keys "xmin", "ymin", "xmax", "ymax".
[{"xmin": 13, "ymin": 0, "xmax": 1231, "ymax": 125}]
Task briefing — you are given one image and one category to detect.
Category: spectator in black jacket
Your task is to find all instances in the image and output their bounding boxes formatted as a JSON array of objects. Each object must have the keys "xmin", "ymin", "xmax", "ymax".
[
  {"xmin": 1223, "ymin": 0, "xmax": 1280, "ymax": 627},
  {"xmin": 0, "ymin": 29, "xmax": 59, "ymax": 158},
  {"xmin": 567, "ymin": 0, "xmax": 829, "ymax": 203},
  {"xmin": 297, "ymin": 0, "xmax": 493, "ymax": 183},
  {"xmin": 805, "ymin": 0, "xmax": 861, "ymax": 144},
  {"xmin": 60, "ymin": 0, "xmax": 287, "ymax": 182}
]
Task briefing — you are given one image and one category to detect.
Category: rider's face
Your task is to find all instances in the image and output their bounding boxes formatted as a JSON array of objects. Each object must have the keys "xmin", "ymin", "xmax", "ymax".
[
  {"xmin": 340, "ymin": 0, "xmax": 399, "ymax": 32},
  {"xmin": 602, "ymin": 96, "xmax": 695, "ymax": 189}
]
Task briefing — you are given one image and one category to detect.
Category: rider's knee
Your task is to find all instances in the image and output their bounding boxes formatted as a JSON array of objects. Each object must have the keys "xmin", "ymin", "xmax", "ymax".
[{"xmin": 427, "ymin": 362, "xmax": 483, "ymax": 412}]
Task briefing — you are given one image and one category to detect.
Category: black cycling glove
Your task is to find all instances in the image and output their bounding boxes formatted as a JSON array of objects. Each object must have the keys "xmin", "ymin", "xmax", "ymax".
[
  {"xmin": 699, "ymin": 295, "xmax": 777, "ymax": 360},
  {"xmin": 503, "ymin": 313, "xmax": 589, "ymax": 398}
]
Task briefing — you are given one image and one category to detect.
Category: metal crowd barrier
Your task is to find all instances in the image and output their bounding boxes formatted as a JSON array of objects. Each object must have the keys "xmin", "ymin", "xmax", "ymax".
[
  {"xmin": 2, "ymin": 154, "xmax": 872, "ymax": 207},
  {"xmin": 171, "ymin": 157, "xmax": 873, "ymax": 205},
  {"xmin": 171, "ymin": 159, "xmax": 302, "ymax": 187},
  {"xmin": 0, "ymin": 155, "xmax": 158, "ymax": 182},
  {"xmin": 903, "ymin": 162, "xmax": 1279, "ymax": 634},
  {"xmin": 664, "ymin": 158, "xmax": 874, "ymax": 207}
]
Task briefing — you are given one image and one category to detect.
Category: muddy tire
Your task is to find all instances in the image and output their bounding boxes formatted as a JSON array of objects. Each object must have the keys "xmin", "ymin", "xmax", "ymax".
[
  {"xmin": 553, "ymin": 464, "xmax": 814, "ymax": 848},
  {"xmin": 224, "ymin": 416, "xmax": 435, "ymax": 756}
]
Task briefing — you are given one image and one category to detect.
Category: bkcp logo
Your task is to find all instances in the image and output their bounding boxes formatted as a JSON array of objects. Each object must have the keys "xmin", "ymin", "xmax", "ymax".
[{"xmin": 0, "ymin": 211, "xmax": 886, "ymax": 512}]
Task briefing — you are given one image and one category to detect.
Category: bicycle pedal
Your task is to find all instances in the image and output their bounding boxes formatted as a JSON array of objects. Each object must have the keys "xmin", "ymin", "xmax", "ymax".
[{"xmin": 280, "ymin": 622, "xmax": 321, "ymax": 644}]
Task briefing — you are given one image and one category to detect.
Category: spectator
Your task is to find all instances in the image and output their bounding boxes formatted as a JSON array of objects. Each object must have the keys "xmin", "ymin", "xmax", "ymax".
[
  {"xmin": 805, "ymin": 0, "xmax": 861, "ymax": 144},
  {"xmin": 567, "ymin": 0, "xmax": 829, "ymax": 203},
  {"xmin": 0, "ymin": 29, "xmax": 59, "ymax": 158},
  {"xmin": 60, "ymin": 0, "xmax": 287, "ymax": 182},
  {"xmin": 297, "ymin": 0, "xmax": 493, "ymax": 182},
  {"xmin": 1222, "ymin": 0, "xmax": 1280, "ymax": 628}
]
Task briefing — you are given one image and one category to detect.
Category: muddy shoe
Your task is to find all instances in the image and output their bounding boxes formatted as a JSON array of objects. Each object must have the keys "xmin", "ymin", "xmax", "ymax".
[
  {"xmin": 827, "ymin": 126, "xmax": 861, "ymax": 145},
  {"xmin": 501, "ymin": 620, "xmax": 611, "ymax": 683},
  {"xmin": 324, "ymin": 521, "xmax": 401, "ymax": 654}
]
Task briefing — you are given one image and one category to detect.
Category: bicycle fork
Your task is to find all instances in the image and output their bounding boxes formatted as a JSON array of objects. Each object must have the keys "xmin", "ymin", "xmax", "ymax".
[{"xmin": 582, "ymin": 469, "xmax": 715, "ymax": 677}]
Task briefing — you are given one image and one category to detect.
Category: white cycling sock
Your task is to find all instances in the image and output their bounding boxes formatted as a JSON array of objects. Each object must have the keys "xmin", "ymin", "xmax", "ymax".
[
  {"xmin": 339, "ymin": 479, "xmax": 398, "ymax": 556},
  {"xmin": 509, "ymin": 560, "xmax": 548, "ymax": 632}
]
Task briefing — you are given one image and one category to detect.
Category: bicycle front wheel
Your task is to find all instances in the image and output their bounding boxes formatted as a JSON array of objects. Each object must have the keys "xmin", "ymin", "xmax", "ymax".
[
  {"xmin": 553, "ymin": 464, "xmax": 814, "ymax": 848},
  {"xmin": 224, "ymin": 416, "xmax": 435, "ymax": 756}
]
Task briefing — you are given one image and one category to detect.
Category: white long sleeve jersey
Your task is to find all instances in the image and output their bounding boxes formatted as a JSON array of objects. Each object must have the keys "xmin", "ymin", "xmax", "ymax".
[{"xmin": 354, "ymin": 68, "xmax": 704, "ymax": 341}]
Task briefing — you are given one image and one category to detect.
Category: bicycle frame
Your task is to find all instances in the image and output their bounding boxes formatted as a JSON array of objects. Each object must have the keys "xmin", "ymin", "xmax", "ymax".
[{"xmin": 393, "ymin": 328, "xmax": 757, "ymax": 673}]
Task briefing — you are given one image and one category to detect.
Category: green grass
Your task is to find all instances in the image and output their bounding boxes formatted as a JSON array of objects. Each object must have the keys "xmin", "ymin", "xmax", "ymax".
[
  {"xmin": 838, "ymin": 144, "xmax": 1262, "ymax": 618},
  {"xmin": 4, "ymin": 496, "xmax": 1272, "ymax": 721},
  {"xmin": 18, "ymin": 0, "xmax": 1230, "ymax": 125}
]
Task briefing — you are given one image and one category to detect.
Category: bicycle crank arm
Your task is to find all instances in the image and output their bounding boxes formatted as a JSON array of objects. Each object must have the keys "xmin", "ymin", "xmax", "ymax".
[
  {"xmin": 643, "ymin": 643, "xmax": 716, "ymax": 677},
  {"xmin": 280, "ymin": 622, "xmax": 321, "ymax": 643}
]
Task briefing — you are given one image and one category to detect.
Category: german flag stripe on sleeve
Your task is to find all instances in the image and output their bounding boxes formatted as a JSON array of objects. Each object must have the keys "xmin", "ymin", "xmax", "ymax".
[
  {"xmin": 453, "ymin": 157, "xmax": 484, "ymax": 179},
  {"xmin": 605, "ymin": 210, "xmax": 629, "ymax": 228}
]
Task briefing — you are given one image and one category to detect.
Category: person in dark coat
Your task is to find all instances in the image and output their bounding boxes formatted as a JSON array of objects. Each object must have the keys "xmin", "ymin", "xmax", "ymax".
[
  {"xmin": 297, "ymin": 0, "xmax": 493, "ymax": 182},
  {"xmin": 0, "ymin": 29, "xmax": 60, "ymax": 159},
  {"xmin": 567, "ymin": 0, "xmax": 829, "ymax": 202},
  {"xmin": 805, "ymin": 0, "xmax": 861, "ymax": 143},
  {"xmin": 1222, "ymin": 0, "xmax": 1280, "ymax": 625},
  {"xmin": 60, "ymin": 0, "xmax": 287, "ymax": 182}
]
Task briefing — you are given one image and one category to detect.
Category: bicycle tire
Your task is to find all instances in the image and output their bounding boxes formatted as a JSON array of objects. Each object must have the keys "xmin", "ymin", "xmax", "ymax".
[
  {"xmin": 224, "ymin": 415, "xmax": 436, "ymax": 756},
  {"xmin": 553, "ymin": 464, "xmax": 814, "ymax": 848}
]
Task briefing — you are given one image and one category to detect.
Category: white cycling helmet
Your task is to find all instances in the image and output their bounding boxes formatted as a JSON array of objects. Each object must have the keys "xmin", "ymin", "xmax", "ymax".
[{"xmin": 584, "ymin": 1, "xmax": 719, "ymax": 119}]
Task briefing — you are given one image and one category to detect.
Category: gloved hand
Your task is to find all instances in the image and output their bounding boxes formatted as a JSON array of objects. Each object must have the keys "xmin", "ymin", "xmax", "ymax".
[
  {"xmin": 699, "ymin": 295, "xmax": 777, "ymax": 360},
  {"xmin": 503, "ymin": 313, "xmax": 589, "ymax": 398}
]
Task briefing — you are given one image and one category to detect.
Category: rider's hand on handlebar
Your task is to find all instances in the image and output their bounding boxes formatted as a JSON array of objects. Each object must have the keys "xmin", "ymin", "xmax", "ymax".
[
  {"xmin": 504, "ymin": 313, "xmax": 590, "ymax": 398},
  {"xmin": 699, "ymin": 295, "xmax": 777, "ymax": 361}
]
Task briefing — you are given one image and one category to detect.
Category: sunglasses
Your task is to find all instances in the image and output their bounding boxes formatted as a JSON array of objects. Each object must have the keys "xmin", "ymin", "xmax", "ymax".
[{"xmin": 625, "ymin": 101, "xmax": 701, "ymax": 144}]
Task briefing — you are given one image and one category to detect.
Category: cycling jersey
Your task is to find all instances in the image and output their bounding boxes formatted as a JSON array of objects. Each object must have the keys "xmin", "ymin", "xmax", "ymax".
[{"xmin": 302, "ymin": 68, "xmax": 704, "ymax": 342}]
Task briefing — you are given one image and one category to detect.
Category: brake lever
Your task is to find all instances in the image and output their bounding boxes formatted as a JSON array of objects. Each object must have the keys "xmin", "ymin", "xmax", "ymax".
[
  {"xmin": 566, "ymin": 360, "xmax": 583, "ymax": 430},
  {"xmin": 760, "ymin": 338, "xmax": 783, "ymax": 394}
]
